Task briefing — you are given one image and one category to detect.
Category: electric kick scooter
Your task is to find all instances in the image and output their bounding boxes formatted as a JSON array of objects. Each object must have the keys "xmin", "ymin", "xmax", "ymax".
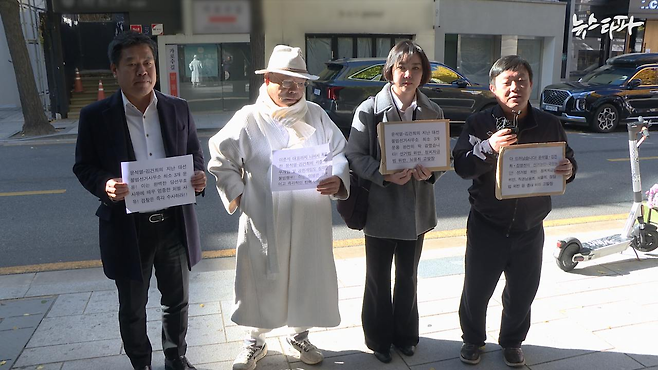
[{"xmin": 555, "ymin": 116, "xmax": 658, "ymax": 272}]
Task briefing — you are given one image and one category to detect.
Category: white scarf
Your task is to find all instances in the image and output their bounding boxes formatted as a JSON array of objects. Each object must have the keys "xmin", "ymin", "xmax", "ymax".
[{"xmin": 256, "ymin": 83, "xmax": 316, "ymax": 146}]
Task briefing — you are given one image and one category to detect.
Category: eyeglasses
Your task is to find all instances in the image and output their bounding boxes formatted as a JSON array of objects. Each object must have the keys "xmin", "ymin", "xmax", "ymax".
[{"xmin": 273, "ymin": 79, "xmax": 310, "ymax": 89}]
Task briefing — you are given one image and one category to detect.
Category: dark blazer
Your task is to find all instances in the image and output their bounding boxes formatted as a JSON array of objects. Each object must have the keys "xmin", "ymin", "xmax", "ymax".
[{"xmin": 73, "ymin": 90, "xmax": 203, "ymax": 281}]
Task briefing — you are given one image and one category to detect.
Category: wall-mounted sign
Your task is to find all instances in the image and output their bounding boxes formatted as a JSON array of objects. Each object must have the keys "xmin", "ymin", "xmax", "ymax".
[
  {"xmin": 130, "ymin": 24, "xmax": 143, "ymax": 33},
  {"xmin": 152, "ymin": 23, "xmax": 164, "ymax": 36},
  {"xmin": 629, "ymin": 0, "xmax": 658, "ymax": 20},
  {"xmin": 572, "ymin": 14, "xmax": 643, "ymax": 40},
  {"xmin": 192, "ymin": 0, "xmax": 250, "ymax": 34},
  {"xmin": 167, "ymin": 45, "xmax": 179, "ymax": 97}
]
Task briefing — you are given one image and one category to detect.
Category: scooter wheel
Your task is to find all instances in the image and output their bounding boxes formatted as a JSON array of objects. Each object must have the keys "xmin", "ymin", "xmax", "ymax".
[
  {"xmin": 556, "ymin": 242, "xmax": 580, "ymax": 272},
  {"xmin": 632, "ymin": 223, "xmax": 658, "ymax": 252}
]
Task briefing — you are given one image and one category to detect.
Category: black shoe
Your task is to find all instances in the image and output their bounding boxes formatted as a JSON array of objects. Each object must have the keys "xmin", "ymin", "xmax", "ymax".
[
  {"xmin": 165, "ymin": 356, "xmax": 197, "ymax": 370},
  {"xmin": 373, "ymin": 350, "xmax": 392, "ymax": 363},
  {"xmin": 460, "ymin": 343, "xmax": 484, "ymax": 365},
  {"xmin": 502, "ymin": 347, "xmax": 525, "ymax": 367},
  {"xmin": 395, "ymin": 345, "xmax": 416, "ymax": 356},
  {"xmin": 134, "ymin": 366, "xmax": 151, "ymax": 370}
]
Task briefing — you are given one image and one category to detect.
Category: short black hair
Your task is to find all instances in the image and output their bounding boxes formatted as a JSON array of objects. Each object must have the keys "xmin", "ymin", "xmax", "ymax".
[
  {"xmin": 383, "ymin": 40, "xmax": 432, "ymax": 86},
  {"xmin": 108, "ymin": 31, "xmax": 157, "ymax": 66},
  {"xmin": 489, "ymin": 55, "xmax": 533, "ymax": 85}
]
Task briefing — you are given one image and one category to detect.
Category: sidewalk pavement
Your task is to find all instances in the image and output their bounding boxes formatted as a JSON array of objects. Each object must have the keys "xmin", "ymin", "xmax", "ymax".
[
  {"xmin": 1, "ymin": 219, "xmax": 658, "ymax": 370},
  {"xmin": 0, "ymin": 108, "xmax": 234, "ymax": 142}
]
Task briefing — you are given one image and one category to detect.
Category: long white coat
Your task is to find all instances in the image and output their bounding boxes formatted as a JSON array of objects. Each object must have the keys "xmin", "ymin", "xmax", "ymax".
[
  {"xmin": 208, "ymin": 100, "xmax": 349, "ymax": 329},
  {"xmin": 189, "ymin": 59, "xmax": 202, "ymax": 83}
]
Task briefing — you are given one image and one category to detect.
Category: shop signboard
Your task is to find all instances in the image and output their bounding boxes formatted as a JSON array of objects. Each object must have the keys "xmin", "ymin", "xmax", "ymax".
[
  {"xmin": 192, "ymin": 0, "xmax": 250, "ymax": 34},
  {"xmin": 629, "ymin": 0, "xmax": 658, "ymax": 19},
  {"xmin": 167, "ymin": 45, "xmax": 179, "ymax": 97},
  {"xmin": 571, "ymin": 13, "xmax": 643, "ymax": 39}
]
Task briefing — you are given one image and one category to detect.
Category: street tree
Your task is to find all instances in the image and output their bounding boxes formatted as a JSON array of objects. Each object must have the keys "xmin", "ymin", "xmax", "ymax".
[
  {"xmin": 0, "ymin": 0, "xmax": 55, "ymax": 136},
  {"xmin": 249, "ymin": 0, "xmax": 264, "ymax": 103}
]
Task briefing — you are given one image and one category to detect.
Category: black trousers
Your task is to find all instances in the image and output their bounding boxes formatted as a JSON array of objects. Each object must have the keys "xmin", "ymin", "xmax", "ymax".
[
  {"xmin": 459, "ymin": 210, "xmax": 544, "ymax": 349},
  {"xmin": 361, "ymin": 234, "xmax": 424, "ymax": 353},
  {"xmin": 114, "ymin": 210, "xmax": 190, "ymax": 368}
]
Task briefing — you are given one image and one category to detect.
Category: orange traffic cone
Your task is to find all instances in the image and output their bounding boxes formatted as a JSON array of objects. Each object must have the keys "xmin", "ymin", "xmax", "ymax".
[
  {"xmin": 97, "ymin": 80, "xmax": 105, "ymax": 101},
  {"xmin": 73, "ymin": 68, "xmax": 83, "ymax": 93}
]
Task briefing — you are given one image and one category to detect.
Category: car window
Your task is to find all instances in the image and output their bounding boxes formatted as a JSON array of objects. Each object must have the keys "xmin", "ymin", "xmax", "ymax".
[
  {"xmin": 430, "ymin": 64, "xmax": 460, "ymax": 85},
  {"xmin": 632, "ymin": 67, "xmax": 658, "ymax": 86},
  {"xmin": 580, "ymin": 64, "xmax": 636, "ymax": 85},
  {"xmin": 348, "ymin": 65, "xmax": 384, "ymax": 81},
  {"xmin": 317, "ymin": 64, "xmax": 343, "ymax": 81}
]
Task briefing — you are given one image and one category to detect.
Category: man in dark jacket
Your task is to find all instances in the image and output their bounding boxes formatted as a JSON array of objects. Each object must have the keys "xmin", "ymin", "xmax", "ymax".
[
  {"xmin": 452, "ymin": 55, "xmax": 576, "ymax": 367},
  {"xmin": 73, "ymin": 31, "xmax": 205, "ymax": 370}
]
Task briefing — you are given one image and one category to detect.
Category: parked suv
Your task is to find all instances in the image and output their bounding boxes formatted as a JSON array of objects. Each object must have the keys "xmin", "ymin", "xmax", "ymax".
[
  {"xmin": 540, "ymin": 53, "xmax": 658, "ymax": 133},
  {"xmin": 309, "ymin": 58, "xmax": 497, "ymax": 136}
]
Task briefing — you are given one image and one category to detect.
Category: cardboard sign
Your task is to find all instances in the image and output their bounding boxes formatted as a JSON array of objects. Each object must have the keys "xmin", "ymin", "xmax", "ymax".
[
  {"xmin": 495, "ymin": 142, "xmax": 566, "ymax": 200},
  {"xmin": 377, "ymin": 119, "xmax": 451, "ymax": 174}
]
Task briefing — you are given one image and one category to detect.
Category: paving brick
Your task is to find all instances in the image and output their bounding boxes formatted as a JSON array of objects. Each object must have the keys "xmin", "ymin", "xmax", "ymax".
[
  {"xmin": 25, "ymin": 269, "xmax": 113, "ymax": 297},
  {"xmin": 26, "ymin": 312, "xmax": 119, "ymax": 348},
  {"xmin": 0, "ymin": 296, "xmax": 54, "ymax": 318},
  {"xmin": 12, "ymin": 363, "xmax": 63, "ymax": 370},
  {"xmin": 60, "ymin": 355, "xmax": 129, "ymax": 370},
  {"xmin": 529, "ymin": 350, "xmax": 646, "ymax": 370},
  {"xmin": 14, "ymin": 339, "xmax": 122, "ymax": 367},
  {"xmin": 0, "ymin": 314, "xmax": 42, "ymax": 330},
  {"xmin": 46, "ymin": 293, "xmax": 91, "ymax": 318},
  {"xmin": 0, "ymin": 274, "xmax": 34, "ymax": 300},
  {"xmin": 0, "ymin": 327, "xmax": 34, "ymax": 369}
]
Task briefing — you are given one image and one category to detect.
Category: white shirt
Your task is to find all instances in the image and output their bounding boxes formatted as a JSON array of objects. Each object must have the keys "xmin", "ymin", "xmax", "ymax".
[
  {"xmin": 391, "ymin": 86, "xmax": 418, "ymax": 121},
  {"xmin": 122, "ymin": 91, "xmax": 166, "ymax": 161}
]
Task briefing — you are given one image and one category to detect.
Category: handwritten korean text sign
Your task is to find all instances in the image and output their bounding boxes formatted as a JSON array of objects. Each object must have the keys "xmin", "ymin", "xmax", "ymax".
[
  {"xmin": 121, "ymin": 155, "xmax": 196, "ymax": 213},
  {"xmin": 495, "ymin": 142, "xmax": 566, "ymax": 200},
  {"xmin": 377, "ymin": 119, "xmax": 451, "ymax": 174},
  {"xmin": 271, "ymin": 143, "xmax": 333, "ymax": 192}
]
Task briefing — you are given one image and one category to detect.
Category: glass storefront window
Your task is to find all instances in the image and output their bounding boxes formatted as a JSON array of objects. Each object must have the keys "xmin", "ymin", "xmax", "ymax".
[
  {"xmin": 457, "ymin": 34, "xmax": 501, "ymax": 86},
  {"xmin": 307, "ymin": 37, "xmax": 332, "ymax": 75},
  {"xmin": 338, "ymin": 38, "xmax": 353, "ymax": 59},
  {"xmin": 176, "ymin": 42, "xmax": 251, "ymax": 112},
  {"xmin": 376, "ymin": 38, "xmax": 391, "ymax": 57},
  {"xmin": 357, "ymin": 38, "xmax": 372, "ymax": 58}
]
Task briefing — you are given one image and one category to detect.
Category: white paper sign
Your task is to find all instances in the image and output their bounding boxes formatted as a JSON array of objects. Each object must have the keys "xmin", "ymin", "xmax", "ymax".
[
  {"xmin": 121, "ymin": 155, "xmax": 196, "ymax": 213},
  {"xmin": 495, "ymin": 142, "xmax": 566, "ymax": 200},
  {"xmin": 271, "ymin": 143, "xmax": 332, "ymax": 191}
]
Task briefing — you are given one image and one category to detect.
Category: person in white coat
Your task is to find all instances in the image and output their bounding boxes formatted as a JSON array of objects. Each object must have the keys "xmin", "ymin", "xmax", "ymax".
[
  {"xmin": 189, "ymin": 55, "xmax": 202, "ymax": 87},
  {"xmin": 207, "ymin": 45, "xmax": 349, "ymax": 370}
]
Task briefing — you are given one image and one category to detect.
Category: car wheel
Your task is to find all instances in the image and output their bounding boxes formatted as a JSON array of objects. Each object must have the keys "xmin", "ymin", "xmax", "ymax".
[{"xmin": 590, "ymin": 104, "xmax": 619, "ymax": 133}]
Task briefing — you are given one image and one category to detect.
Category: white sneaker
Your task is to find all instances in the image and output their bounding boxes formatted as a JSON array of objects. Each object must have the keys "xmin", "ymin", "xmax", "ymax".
[
  {"xmin": 233, "ymin": 342, "xmax": 267, "ymax": 370},
  {"xmin": 286, "ymin": 334, "xmax": 324, "ymax": 365}
]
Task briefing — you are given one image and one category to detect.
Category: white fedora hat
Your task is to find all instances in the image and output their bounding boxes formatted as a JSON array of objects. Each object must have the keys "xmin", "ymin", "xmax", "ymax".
[{"xmin": 255, "ymin": 45, "xmax": 319, "ymax": 80}]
